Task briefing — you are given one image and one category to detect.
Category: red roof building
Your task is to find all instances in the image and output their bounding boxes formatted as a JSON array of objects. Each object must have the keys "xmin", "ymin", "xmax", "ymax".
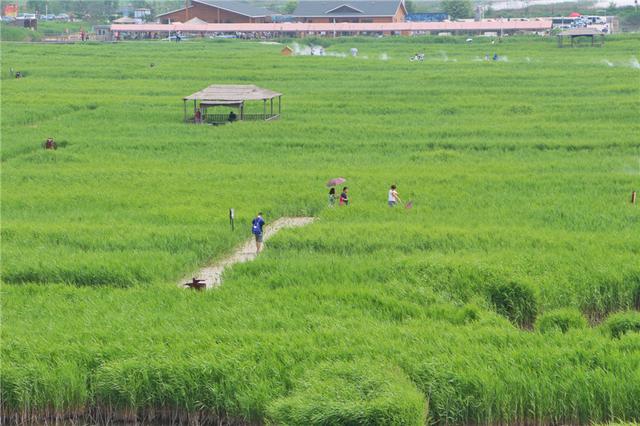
[{"xmin": 156, "ymin": 0, "xmax": 273, "ymax": 24}]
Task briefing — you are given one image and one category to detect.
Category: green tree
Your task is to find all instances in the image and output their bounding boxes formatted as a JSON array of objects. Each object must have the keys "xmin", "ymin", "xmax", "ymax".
[
  {"xmin": 26, "ymin": 0, "xmax": 46, "ymax": 14},
  {"xmin": 441, "ymin": 0, "xmax": 472, "ymax": 19},
  {"xmin": 282, "ymin": 0, "xmax": 298, "ymax": 14},
  {"xmin": 150, "ymin": 1, "xmax": 184, "ymax": 16},
  {"xmin": 405, "ymin": 0, "xmax": 417, "ymax": 14}
]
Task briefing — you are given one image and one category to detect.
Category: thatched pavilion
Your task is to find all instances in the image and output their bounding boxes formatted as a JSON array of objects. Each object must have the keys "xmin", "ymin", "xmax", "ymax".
[
  {"xmin": 557, "ymin": 28, "xmax": 605, "ymax": 47},
  {"xmin": 183, "ymin": 84, "xmax": 282, "ymax": 124}
]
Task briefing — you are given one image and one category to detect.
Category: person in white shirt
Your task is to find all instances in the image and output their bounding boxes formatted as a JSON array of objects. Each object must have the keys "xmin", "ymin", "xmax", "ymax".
[{"xmin": 388, "ymin": 185, "xmax": 401, "ymax": 207}]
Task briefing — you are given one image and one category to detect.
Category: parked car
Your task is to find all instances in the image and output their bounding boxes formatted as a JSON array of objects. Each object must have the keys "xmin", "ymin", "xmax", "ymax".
[
  {"xmin": 55, "ymin": 13, "xmax": 70, "ymax": 21},
  {"xmin": 586, "ymin": 15, "xmax": 606, "ymax": 24}
]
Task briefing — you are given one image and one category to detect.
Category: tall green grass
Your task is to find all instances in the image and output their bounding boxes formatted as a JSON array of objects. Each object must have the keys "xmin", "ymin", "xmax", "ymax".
[
  {"xmin": 2, "ymin": 35, "xmax": 639, "ymax": 424},
  {"xmin": 0, "ymin": 24, "xmax": 42, "ymax": 42}
]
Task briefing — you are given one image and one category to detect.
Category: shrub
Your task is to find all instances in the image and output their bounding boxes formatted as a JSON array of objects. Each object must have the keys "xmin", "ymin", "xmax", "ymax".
[
  {"xmin": 267, "ymin": 361, "xmax": 427, "ymax": 425},
  {"xmin": 603, "ymin": 311, "xmax": 640, "ymax": 338},
  {"xmin": 507, "ymin": 104, "xmax": 533, "ymax": 114},
  {"xmin": 460, "ymin": 303, "xmax": 480, "ymax": 323},
  {"xmin": 486, "ymin": 281, "xmax": 537, "ymax": 328},
  {"xmin": 536, "ymin": 308, "xmax": 587, "ymax": 334},
  {"xmin": 0, "ymin": 25, "xmax": 42, "ymax": 42}
]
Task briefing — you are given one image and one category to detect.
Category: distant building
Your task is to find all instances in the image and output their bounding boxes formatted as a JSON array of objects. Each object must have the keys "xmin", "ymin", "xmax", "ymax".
[
  {"xmin": 112, "ymin": 16, "xmax": 141, "ymax": 24},
  {"xmin": 292, "ymin": 0, "xmax": 407, "ymax": 23},
  {"xmin": 406, "ymin": 12, "xmax": 448, "ymax": 22},
  {"xmin": 94, "ymin": 24, "xmax": 112, "ymax": 41},
  {"xmin": 134, "ymin": 8, "xmax": 151, "ymax": 19},
  {"xmin": 117, "ymin": 5, "xmax": 133, "ymax": 17},
  {"xmin": 156, "ymin": 0, "xmax": 273, "ymax": 24}
]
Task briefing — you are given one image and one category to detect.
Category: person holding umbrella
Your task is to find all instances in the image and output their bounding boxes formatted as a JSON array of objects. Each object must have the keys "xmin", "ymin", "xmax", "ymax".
[
  {"xmin": 326, "ymin": 177, "xmax": 346, "ymax": 207},
  {"xmin": 328, "ymin": 188, "xmax": 337, "ymax": 207}
]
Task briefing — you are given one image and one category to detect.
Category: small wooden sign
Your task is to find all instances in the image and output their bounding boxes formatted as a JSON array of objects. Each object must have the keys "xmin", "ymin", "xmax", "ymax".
[{"xmin": 229, "ymin": 208, "xmax": 235, "ymax": 230}]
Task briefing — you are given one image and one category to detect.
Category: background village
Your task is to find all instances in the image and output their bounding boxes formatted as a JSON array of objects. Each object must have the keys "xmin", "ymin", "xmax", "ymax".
[{"xmin": 2, "ymin": 0, "xmax": 636, "ymax": 43}]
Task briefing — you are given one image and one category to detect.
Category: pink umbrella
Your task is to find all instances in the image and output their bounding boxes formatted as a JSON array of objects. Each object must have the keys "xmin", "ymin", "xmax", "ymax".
[{"xmin": 326, "ymin": 177, "xmax": 346, "ymax": 188}]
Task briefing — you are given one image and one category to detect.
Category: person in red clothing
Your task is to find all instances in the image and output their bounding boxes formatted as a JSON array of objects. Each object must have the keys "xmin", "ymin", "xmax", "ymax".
[
  {"xmin": 339, "ymin": 187, "xmax": 349, "ymax": 206},
  {"xmin": 44, "ymin": 137, "xmax": 57, "ymax": 150}
]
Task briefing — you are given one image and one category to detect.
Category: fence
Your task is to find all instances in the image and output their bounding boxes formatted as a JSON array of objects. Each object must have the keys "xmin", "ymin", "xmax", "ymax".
[{"xmin": 201, "ymin": 113, "xmax": 280, "ymax": 124}]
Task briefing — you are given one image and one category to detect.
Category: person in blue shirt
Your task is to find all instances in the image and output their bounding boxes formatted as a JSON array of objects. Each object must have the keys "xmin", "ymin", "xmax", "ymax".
[{"xmin": 251, "ymin": 212, "xmax": 266, "ymax": 252}]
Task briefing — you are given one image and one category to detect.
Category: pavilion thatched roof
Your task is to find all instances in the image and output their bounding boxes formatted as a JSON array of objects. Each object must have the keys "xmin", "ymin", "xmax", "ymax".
[
  {"xmin": 184, "ymin": 85, "xmax": 281, "ymax": 102},
  {"xmin": 558, "ymin": 28, "xmax": 603, "ymax": 36}
]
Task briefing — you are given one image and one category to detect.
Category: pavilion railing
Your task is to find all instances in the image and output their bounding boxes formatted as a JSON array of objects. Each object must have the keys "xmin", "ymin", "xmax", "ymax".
[{"xmin": 199, "ymin": 113, "xmax": 280, "ymax": 123}]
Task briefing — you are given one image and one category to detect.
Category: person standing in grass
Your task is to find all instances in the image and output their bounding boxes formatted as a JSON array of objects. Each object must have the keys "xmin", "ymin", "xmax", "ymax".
[
  {"xmin": 339, "ymin": 187, "xmax": 349, "ymax": 206},
  {"xmin": 44, "ymin": 137, "xmax": 57, "ymax": 150},
  {"xmin": 388, "ymin": 184, "xmax": 401, "ymax": 207},
  {"xmin": 251, "ymin": 212, "xmax": 266, "ymax": 253},
  {"xmin": 328, "ymin": 188, "xmax": 337, "ymax": 207}
]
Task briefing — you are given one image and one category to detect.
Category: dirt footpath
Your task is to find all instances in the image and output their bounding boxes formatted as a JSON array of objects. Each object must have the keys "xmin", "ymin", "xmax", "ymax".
[{"xmin": 180, "ymin": 217, "xmax": 316, "ymax": 289}]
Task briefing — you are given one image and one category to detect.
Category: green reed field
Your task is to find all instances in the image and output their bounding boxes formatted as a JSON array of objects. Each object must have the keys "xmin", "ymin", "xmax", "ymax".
[{"xmin": 1, "ymin": 35, "xmax": 640, "ymax": 425}]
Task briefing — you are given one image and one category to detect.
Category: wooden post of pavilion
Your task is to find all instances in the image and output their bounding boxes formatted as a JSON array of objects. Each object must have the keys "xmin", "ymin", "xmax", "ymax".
[
  {"xmin": 263, "ymin": 99, "xmax": 266, "ymax": 117},
  {"xmin": 558, "ymin": 29, "xmax": 604, "ymax": 48},
  {"xmin": 270, "ymin": 98, "xmax": 273, "ymax": 117},
  {"xmin": 278, "ymin": 95, "xmax": 281, "ymax": 115},
  {"xmin": 183, "ymin": 99, "xmax": 187, "ymax": 122}
]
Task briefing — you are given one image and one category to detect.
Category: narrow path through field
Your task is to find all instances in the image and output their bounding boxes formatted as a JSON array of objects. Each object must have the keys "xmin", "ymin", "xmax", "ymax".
[{"xmin": 180, "ymin": 217, "xmax": 316, "ymax": 289}]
